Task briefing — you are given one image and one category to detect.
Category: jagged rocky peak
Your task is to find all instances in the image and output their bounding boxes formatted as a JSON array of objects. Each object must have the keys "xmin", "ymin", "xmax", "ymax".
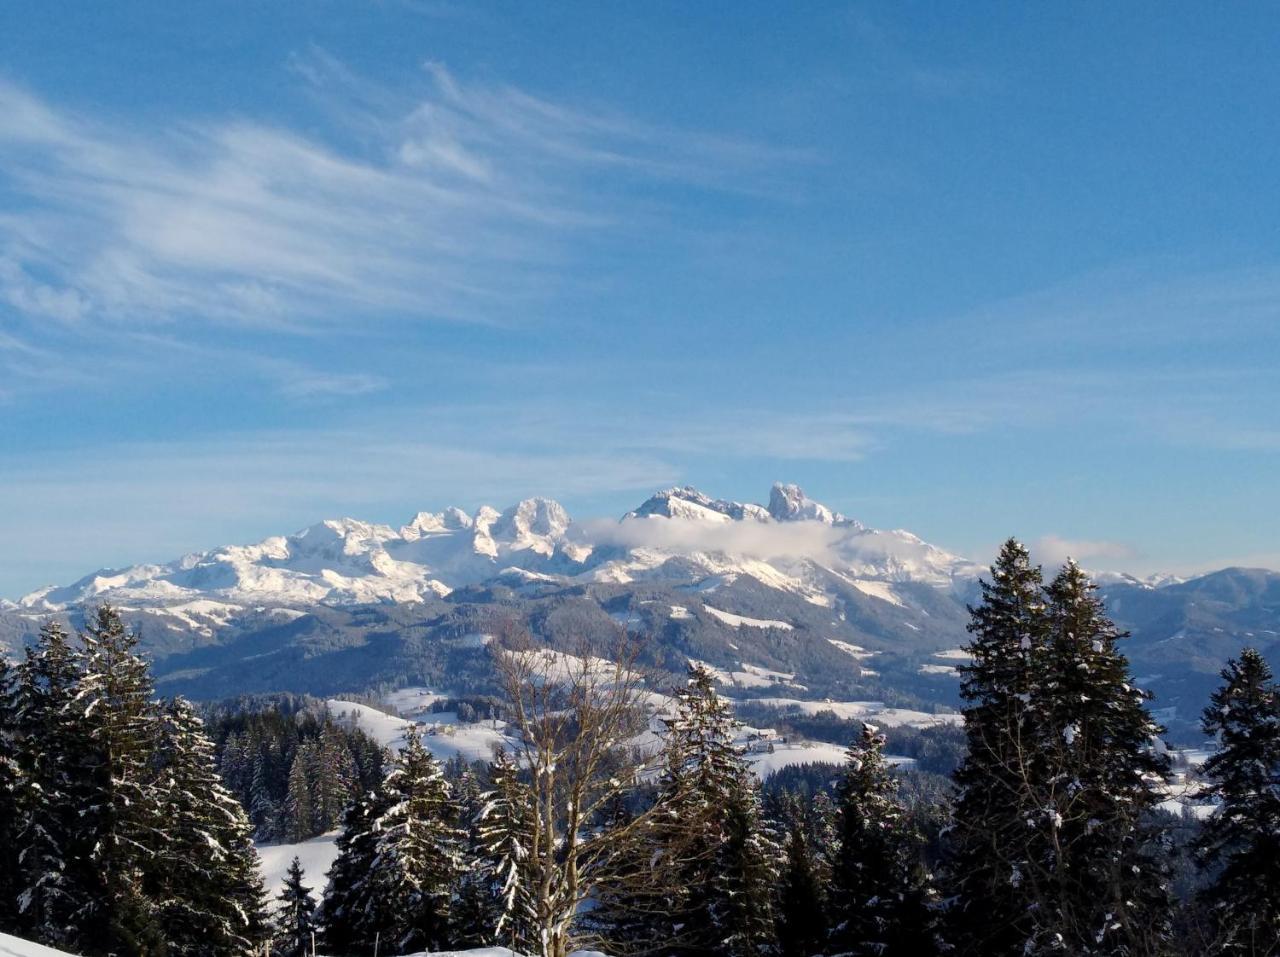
[
  {"xmin": 401, "ymin": 506, "xmax": 474, "ymax": 539},
  {"xmin": 626, "ymin": 486, "xmax": 770, "ymax": 523},
  {"xmin": 494, "ymin": 497, "xmax": 572, "ymax": 539},
  {"xmin": 767, "ymin": 482, "xmax": 846, "ymax": 524}
]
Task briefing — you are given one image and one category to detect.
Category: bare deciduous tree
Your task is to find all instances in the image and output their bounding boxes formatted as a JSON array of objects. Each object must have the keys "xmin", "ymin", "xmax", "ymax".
[{"xmin": 491, "ymin": 624, "xmax": 668, "ymax": 957}]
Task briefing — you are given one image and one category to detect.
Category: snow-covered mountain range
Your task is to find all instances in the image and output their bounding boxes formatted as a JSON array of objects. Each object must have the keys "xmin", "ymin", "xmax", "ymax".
[{"xmin": 7, "ymin": 483, "xmax": 981, "ymax": 616}]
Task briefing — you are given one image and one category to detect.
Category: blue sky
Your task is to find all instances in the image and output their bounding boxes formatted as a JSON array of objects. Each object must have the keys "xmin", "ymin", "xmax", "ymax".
[{"xmin": 2, "ymin": 2, "xmax": 1279, "ymax": 596}]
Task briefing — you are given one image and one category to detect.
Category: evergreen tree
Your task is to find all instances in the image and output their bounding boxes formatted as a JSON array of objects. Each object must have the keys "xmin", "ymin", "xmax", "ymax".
[
  {"xmin": 828, "ymin": 723, "xmax": 939, "ymax": 957},
  {"xmin": 451, "ymin": 767, "xmax": 501, "ymax": 949},
  {"xmin": 1195, "ymin": 648, "xmax": 1280, "ymax": 955},
  {"xmin": 626, "ymin": 664, "xmax": 779, "ymax": 957},
  {"xmin": 948, "ymin": 538, "xmax": 1045, "ymax": 957},
  {"xmin": 73, "ymin": 605, "xmax": 165, "ymax": 955},
  {"xmin": 364, "ymin": 727, "xmax": 463, "ymax": 953},
  {"xmin": 317, "ymin": 782, "xmax": 393, "ymax": 956},
  {"xmin": 1023, "ymin": 561, "xmax": 1171, "ymax": 956},
  {"xmin": 152, "ymin": 697, "xmax": 268, "ymax": 956},
  {"xmin": 476, "ymin": 747, "xmax": 537, "ymax": 953},
  {"xmin": 14, "ymin": 621, "xmax": 98, "ymax": 950},
  {"xmin": 273, "ymin": 857, "xmax": 318, "ymax": 957},
  {"xmin": 0, "ymin": 653, "xmax": 22, "ymax": 933},
  {"xmin": 777, "ymin": 804, "xmax": 827, "ymax": 957},
  {"xmin": 313, "ymin": 722, "xmax": 358, "ymax": 834},
  {"xmin": 283, "ymin": 750, "xmax": 316, "ymax": 844}
]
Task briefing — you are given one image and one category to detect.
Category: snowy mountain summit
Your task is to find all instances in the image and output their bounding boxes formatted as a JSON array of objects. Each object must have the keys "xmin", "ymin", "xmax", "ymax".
[{"xmin": 13, "ymin": 483, "xmax": 979, "ymax": 617}]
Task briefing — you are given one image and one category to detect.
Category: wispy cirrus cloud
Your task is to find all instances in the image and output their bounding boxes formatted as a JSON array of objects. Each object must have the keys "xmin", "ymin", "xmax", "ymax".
[
  {"xmin": 1032, "ymin": 534, "xmax": 1137, "ymax": 568},
  {"xmin": 0, "ymin": 54, "xmax": 802, "ymax": 343}
]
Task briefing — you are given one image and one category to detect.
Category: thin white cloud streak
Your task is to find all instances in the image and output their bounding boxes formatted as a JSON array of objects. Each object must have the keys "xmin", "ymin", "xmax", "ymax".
[
  {"xmin": 577, "ymin": 514, "xmax": 846, "ymax": 565},
  {"xmin": 1031, "ymin": 535, "xmax": 1137, "ymax": 569},
  {"xmin": 0, "ymin": 57, "xmax": 801, "ymax": 338}
]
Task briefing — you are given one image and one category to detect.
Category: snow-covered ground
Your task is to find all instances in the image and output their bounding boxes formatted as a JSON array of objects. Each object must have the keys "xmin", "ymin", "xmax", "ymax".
[
  {"xmin": 328, "ymin": 700, "xmax": 513, "ymax": 765},
  {"xmin": 0, "ymin": 934, "xmax": 606, "ymax": 957},
  {"xmin": 703, "ymin": 605, "xmax": 794, "ymax": 630},
  {"xmin": 0, "ymin": 932, "xmax": 79, "ymax": 957},
  {"xmin": 740, "ymin": 696, "xmax": 962, "ymax": 728},
  {"xmin": 257, "ymin": 831, "xmax": 341, "ymax": 902}
]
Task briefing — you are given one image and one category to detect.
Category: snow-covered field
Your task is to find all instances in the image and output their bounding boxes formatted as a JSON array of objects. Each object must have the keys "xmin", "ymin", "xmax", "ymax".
[
  {"xmin": 703, "ymin": 605, "xmax": 794, "ymax": 630},
  {"xmin": 0, "ymin": 933, "xmax": 606, "ymax": 957},
  {"xmin": 0, "ymin": 932, "xmax": 79, "ymax": 957},
  {"xmin": 328, "ymin": 700, "xmax": 513, "ymax": 765},
  {"xmin": 740, "ymin": 696, "xmax": 962, "ymax": 728},
  {"xmin": 257, "ymin": 831, "xmax": 341, "ymax": 901}
]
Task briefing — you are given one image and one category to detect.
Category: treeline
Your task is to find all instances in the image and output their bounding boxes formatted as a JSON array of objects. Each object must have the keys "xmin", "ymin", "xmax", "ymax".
[
  {"xmin": 204, "ymin": 698, "xmax": 386, "ymax": 842},
  {"xmin": 0, "ymin": 607, "xmax": 265, "ymax": 956}
]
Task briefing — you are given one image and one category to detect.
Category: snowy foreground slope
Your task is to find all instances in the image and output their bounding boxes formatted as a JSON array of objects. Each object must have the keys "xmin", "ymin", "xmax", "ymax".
[
  {"xmin": 0, "ymin": 931, "xmax": 605, "ymax": 957},
  {"xmin": 0, "ymin": 932, "xmax": 77, "ymax": 957}
]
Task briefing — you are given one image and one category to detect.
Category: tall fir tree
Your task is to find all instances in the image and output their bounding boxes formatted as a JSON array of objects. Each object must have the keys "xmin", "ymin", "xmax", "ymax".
[
  {"xmin": 74, "ymin": 605, "xmax": 166, "ymax": 956},
  {"xmin": 476, "ymin": 747, "xmax": 537, "ymax": 953},
  {"xmin": 948, "ymin": 538, "xmax": 1045, "ymax": 957},
  {"xmin": 14, "ymin": 621, "xmax": 98, "ymax": 950},
  {"xmin": 619, "ymin": 663, "xmax": 779, "ymax": 957},
  {"xmin": 828, "ymin": 723, "xmax": 940, "ymax": 957},
  {"xmin": 313, "ymin": 722, "xmax": 358, "ymax": 834},
  {"xmin": 776, "ymin": 798, "xmax": 828, "ymax": 957},
  {"xmin": 1023, "ymin": 561, "xmax": 1171, "ymax": 956},
  {"xmin": 273, "ymin": 857, "xmax": 318, "ymax": 957},
  {"xmin": 363, "ymin": 727, "xmax": 463, "ymax": 953},
  {"xmin": 1195, "ymin": 648, "xmax": 1280, "ymax": 955},
  {"xmin": 317, "ymin": 781, "xmax": 393, "ymax": 956},
  {"xmin": 0, "ymin": 652, "xmax": 22, "ymax": 933},
  {"xmin": 283, "ymin": 749, "xmax": 316, "ymax": 844},
  {"xmin": 152, "ymin": 697, "xmax": 268, "ymax": 956}
]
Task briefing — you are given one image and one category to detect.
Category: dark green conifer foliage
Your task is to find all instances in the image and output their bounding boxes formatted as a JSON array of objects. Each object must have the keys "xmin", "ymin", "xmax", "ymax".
[
  {"xmin": 641, "ymin": 664, "xmax": 779, "ymax": 957},
  {"xmin": 14, "ymin": 621, "xmax": 92, "ymax": 949},
  {"xmin": 273, "ymin": 857, "xmax": 318, "ymax": 957},
  {"xmin": 153, "ymin": 697, "xmax": 268, "ymax": 956},
  {"xmin": 948, "ymin": 538, "xmax": 1044, "ymax": 957},
  {"xmin": 829, "ymin": 724, "xmax": 940, "ymax": 957},
  {"xmin": 283, "ymin": 750, "xmax": 316, "ymax": 844},
  {"xmin": 1025, "ymin": 561, "xmax": 1171, "ymax": 956},
  {"xmin": 777, "ymin": 808, "xmax": 828, "ymax": 957},
  {"xmin": 0, "ymin": 654, "xmax": 22, "ymax": 931},
  {"xmin": 476, "ymin": 747, "xmax": 537, "ymax": 953},
  {"xmin": 74, "ymin": 605, "xmax": 166, "ymax": 956},
  {"xmin": 1195, "ymin": 648, "xmax": 1280, "ymax": 955},
  {"xmin": 364, "ymin": 727, "xmax": 462, "ymax": 953},
  {"xmin": 317, "ymin": 783, "xmax": 393, "ymax": 956}
]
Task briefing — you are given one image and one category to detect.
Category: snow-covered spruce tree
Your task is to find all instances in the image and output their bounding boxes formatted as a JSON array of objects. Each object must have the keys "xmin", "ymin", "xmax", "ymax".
[
  {"xmin": 0, "ymin": 653, "xmax": 22, "ymax": 933},
  {"xmin": 614, "ymin": 662, "xmax": 778, "ymax": 957},
  {"xmin": 363, "ymin": 726, "xmax": 463, "ymax": 953},
  {"xmin": 1194, "ymin": 648, "xmax": 1280, "ymax": 955},
  {"xmin": 317, "ymin": 779, "xmax": 394, "ymax": 955},
  {"xmin": 12, "ymin": 621, "xmax": 95, "ymax": 949},
  {"xmin": 1022, "ymin": 561, "xmax": 1171, "ymax": 956},
  {"xmin": 152, "ymin": 697, "xmax": 268, "ymax": 956},
  {"xmin": 273, "ymin": 857, "xmax": 318, "ymax": 957},
  {"xmin": 947, "ymin": 537, "xmax": 1045, "ymax": 957},
  {"xmin": 472, "ymin": 749, "xmax": 537, "ymax": 951},
  {"xmin": 828, "ymin": 723, "xmax": 940, "ymax": 957},
  {"xmin": 450, "ymin": 767, "xmax": 500, "ymax": 949},
  {"xmin": 776, "ymin": 798, "xmax": 828, "ymax": 957},
  {"xmin": 73, "ymin": 605, "xmax": 167, "ymax": 955}
]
